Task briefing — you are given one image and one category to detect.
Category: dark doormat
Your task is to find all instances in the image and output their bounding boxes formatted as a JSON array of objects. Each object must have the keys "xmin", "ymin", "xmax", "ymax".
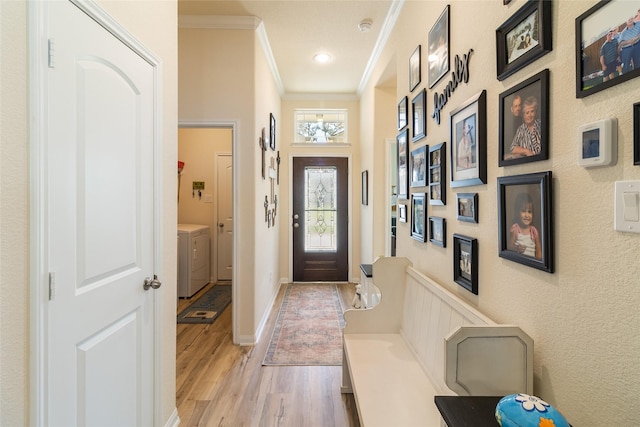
[{"xmin": 177, "ymin": 284, "xmax": 231, "ymax": 324}]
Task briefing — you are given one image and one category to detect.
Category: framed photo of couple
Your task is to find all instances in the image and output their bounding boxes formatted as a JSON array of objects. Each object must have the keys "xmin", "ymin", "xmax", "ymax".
[
  {"xmin": 450, "ymin": 90, "xmax": 487, "ymax": 188},
  {"xmin": 498, "ymin": 69, "xmax": 549, "ymax": 167},
  {"xmin": 497, "ymin": 171, "xmax": 554, "ymax": 273}
]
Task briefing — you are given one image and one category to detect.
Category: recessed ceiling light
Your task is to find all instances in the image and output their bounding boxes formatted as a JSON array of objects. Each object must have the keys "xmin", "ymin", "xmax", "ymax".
[{"xmin": 313, "ymin": 53, "xmax": 332, "ymax": 63}]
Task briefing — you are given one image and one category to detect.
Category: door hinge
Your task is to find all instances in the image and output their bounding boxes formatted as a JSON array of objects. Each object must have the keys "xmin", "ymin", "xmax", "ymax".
[
  {"xmin": 48, "ymin": 272, "xmax": 56, "ymax": 301},
  {"xmin": 48, "ymin": 38, "xmax": 55, "ymax": 68}
]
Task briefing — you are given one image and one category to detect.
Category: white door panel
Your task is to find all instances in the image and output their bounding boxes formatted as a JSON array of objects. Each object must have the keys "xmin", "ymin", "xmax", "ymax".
[
  {"xmin": 217, "ymin": 154, "xmax": 233, "ymax": 281},
  {"xmin": 45, "ymin": 1, "xmax": 156, "ymax": 425}
]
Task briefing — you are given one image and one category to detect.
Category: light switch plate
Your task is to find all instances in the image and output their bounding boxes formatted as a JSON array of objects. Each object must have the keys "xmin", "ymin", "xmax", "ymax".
[{"xmin": 614, "ymin": 181, "xmax": 640, "ymax": 234}]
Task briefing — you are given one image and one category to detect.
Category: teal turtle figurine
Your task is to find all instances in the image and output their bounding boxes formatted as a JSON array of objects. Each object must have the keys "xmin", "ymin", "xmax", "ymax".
[{"xmin": 495, "ymin": 393, "xmax": 570, "ymax": 427}]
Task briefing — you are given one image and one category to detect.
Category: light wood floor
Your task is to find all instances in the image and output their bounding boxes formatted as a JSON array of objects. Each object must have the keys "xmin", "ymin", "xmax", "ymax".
[{"xmin": 176, "ymin": 283, "xmax": 361, "ymax": 427}]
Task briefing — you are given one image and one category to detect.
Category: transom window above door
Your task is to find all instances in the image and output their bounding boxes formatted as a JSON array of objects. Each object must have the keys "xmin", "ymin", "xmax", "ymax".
[{"xmin": 294, "ymin": 109, "xmax": 347, "ymax": 144}]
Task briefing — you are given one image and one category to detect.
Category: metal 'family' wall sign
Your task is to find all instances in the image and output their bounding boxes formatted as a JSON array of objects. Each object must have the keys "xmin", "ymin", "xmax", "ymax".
[{"xmin": 431, "ymin": 49, "xmax": 474, "ymax": 125}]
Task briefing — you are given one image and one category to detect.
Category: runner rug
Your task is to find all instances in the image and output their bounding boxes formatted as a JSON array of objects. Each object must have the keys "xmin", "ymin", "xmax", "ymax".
[
  {"xmin": 263, "ymin": 283, "xmax": 345, "ymax": 366},
  {"xmin": 177, "ymin": 284, "xmax": 231, "ymax": 324}
]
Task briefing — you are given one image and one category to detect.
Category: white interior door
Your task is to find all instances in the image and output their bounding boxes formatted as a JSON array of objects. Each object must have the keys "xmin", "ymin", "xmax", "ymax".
[
  {"xmin": 216, "ymin": 154, "xmax": 233, "ymax": 281},
  {"xmin": 44, "ymin": 1, "xmax": 158, "ymax": 425}
]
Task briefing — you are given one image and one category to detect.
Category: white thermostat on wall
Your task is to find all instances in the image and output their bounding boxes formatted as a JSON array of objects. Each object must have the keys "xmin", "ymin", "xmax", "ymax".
[{"xmin": 577, "ymin": 118, "xmax": 617, "ymax": 167}]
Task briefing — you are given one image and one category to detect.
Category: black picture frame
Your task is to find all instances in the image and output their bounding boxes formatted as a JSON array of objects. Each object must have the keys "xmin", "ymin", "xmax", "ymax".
[
  {"xmin": 450, "ymin": 90, "xmax": 487, "ymax": 188},
  {"xmin": 429, "ymin": 142, "xmax": 446, "ymax": 206},
  {"xmin": 496, "ymin": 0, "xmax": 552, "ymax": 81},
  {"xmin": 576, "ymin": 1, "xmax": 640, "ymax": 98},
  {"xmin": 397, "ymin": 129, "xmax": 409, "ymax": 200},
  {"xmin": 398, "ymin": 203, "xmax": 407, "ymax": 223},
  {"xmin": 456, "ymin": 193, "xmax": 478, "ymax": 223},
  {"xmin": 453, "ymin": 234, "xmax": 478, "ymax": 295},
  {"xmin": 428, "ymin": 5, "xmax": 450, "ymax": 88},
  {"xmin": 398, "ymin": 96, "xmax": 408, "ymax": 130},
  {"xmin": 412, "ymin": 89, "xmax": 427, "ymax": 142},
  {"xmin": 411, "ymin": 193, "xmax": 427, "ymax": 242},
  {"xmin": 497, "ymin": 171, "xmax": 554, "ymax": 273},
  {"xmin": 410, "ymin": 145, "xmax": 428, "ymax": 188},
  {"xmin": 429, "ymin": 216, "xmax": 446, "ymax": 247},
  {"xmin": 498, "ymin": 69, "xmax": 550, "ymax": 166},
  {"xmin": 362, "ymin": 170, "xmax": 369, "ymax": 206},
  {"xmin": 410, "ymin": 45, "xmax": 421, "ymax": 92},
  {"xmin": 635, "ymin": 102, "xmax": 640, "ymax": 166},
  {"xmin": 269, "ymin": 113, "xmax": 276, "ymax": 151}
]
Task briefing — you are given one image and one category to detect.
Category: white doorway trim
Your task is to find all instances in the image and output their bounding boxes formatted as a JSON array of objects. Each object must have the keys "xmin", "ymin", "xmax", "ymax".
[
  {"xmin": 385, "ymin": 138, "xmax": 395, "ymax": 257},
  {"xmin": 29, "ymin": 0, "xmax": 165, "ymax": 424},
  {"xmin": 178, "ymin": 120, "xmax": 238, "ymax": 344}
]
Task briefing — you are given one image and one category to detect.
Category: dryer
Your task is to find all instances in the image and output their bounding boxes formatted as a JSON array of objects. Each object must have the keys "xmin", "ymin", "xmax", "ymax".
[{"xmin": 177, "ymin": 224, "xmax": 210, "ymax": 298}]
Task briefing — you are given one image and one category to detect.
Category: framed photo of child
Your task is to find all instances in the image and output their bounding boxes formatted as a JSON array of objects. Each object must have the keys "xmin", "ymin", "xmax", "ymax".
[{"xmin": 497, "ymin": 171, "xmax": 554, "ymax": 273}]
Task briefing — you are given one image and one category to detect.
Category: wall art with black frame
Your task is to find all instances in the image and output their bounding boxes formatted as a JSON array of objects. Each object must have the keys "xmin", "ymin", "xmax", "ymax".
[
  {"xmin": 428, "ymin": 5, "xmax": 450, "ymax": 88},
  {"xmin": 410, "ymin": 145, "xmax": 428, "ymax": 188},
  {"xmin": 429, "ymin": 142, "xmax": 446, "ymax": 205},
  {"xmin": 576, "ymin": 0, "xmax": 640, "ymax": 98},
  {"xmin": 497, "ymin": 171, "xmax": 554, "ymax": 273},
  {"xmin": 398, "ymin": 96, "xmax": 408, "ymax": 130},
  {"xmin": 635, "ymin": 102, "xmax": 640, "ymax": 165},
  {"xmin": 411, "ymin": 193, "xmax": 427, "ymax": 242},
  {"xmin": 498, "ymin": 69, "xmax": 549, "ymax": 166},
  {"xmin": 429, "ymin": 216, "xmax": 446, "ymax": 247},
  {"xmin": 453, "ymin": 234, "xmax": 478, "ymax": 295},
  {"xmin": 269, "ymin": 113, "xmax": 276, "ymax": 151},
  {"xmin": 361, "ymin": 170, "xmax": 368, "ymax": 206},
  {"xmin": 410, "ymin": 45, "xmax": 421, "ymax": 92},
  {"xmin": 397, "ymin": 129, "xmax": 409, "ymax": 200},
  {"xmin": 456, "ymin": 193, "xmax": 478, "ymax": 223},
  {"xmin": 496, "ymin": 0, "xmax": 552, "ymax": 81},
  {"xmin": 450, "ymin": 90, "xmax": 487, "ymax": 187},
  {"xmin": 412, "ymin": 89, "xmax": 427, "ymax": 142}
]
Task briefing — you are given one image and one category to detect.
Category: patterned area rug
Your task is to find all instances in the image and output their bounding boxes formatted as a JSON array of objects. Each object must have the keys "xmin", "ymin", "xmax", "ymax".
[
  {"xmin": 177, "ymin": 284, "xmax": 231, "ymax": 324},
  {"xmin": 263, "ymin": 283, "xmax": 345, "ymax": 366}
]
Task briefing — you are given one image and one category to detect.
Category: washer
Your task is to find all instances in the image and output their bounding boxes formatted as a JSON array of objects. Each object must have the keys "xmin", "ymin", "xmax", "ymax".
[{"xmin": 177, "ymin": 224, "xmax": 210, "ymax": 298}]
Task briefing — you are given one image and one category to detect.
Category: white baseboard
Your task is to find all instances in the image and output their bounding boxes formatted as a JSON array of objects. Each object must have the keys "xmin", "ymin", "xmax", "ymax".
[{"xmin": 163, "ymin": 407, "xmax": 180, "ymax": 427}]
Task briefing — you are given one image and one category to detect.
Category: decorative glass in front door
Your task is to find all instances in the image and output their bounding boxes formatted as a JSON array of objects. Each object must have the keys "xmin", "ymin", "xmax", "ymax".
[{"xmin": 304, "ymin": 166, "xmax": 337, "ymax": 252}]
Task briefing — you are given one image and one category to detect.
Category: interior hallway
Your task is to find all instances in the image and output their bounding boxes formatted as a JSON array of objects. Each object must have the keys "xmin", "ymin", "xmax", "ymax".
[{"xmin": 176, "ymin": 283, "xmax": 360, "ymax": 426}]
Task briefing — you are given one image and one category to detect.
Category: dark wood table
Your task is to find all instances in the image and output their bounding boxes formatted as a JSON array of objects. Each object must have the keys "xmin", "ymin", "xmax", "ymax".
[{"xmin": 434, "ymin": 396, "xmax": 501, "ymax": 427}]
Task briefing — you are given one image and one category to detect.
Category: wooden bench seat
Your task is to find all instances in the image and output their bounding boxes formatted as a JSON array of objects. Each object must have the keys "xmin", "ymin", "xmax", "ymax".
[{"xmin": 341, "ymin": 257, "xmax": 533, "ymax": 427}]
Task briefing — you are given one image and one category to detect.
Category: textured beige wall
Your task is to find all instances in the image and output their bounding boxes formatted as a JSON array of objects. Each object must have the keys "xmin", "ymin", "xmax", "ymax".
[{"xmin": 361, "ymin": 1, "xmax": 640, "ymax": 425}]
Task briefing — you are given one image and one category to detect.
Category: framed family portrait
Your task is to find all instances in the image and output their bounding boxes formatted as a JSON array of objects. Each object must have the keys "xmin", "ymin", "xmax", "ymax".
[
  {"xmin": 499, "ymin": 69, "xmax": 549, "ymax": 166},
  {"xmin": 397, "ymin": 129, "xmax": 409, "ymax": 199},
  {"xmin": 635, "ymin": 102, "xmax": 640, "ymax": 165},
  {"xmin": 456, "ymin": 193, "xmax": 478, "ymax": 223},
  {"xmin": 361, "ymin": 170, "xmax": 368, "ymax": 206},
  {"xmin": 450, "ymin": 90, "xmax": 487, "ymax": 188},
  {"xmin": 269, "ymin": 113, "xmax": 276, "ymax": 151},
  {"xmin": 453, "ymin": 234, "xmax": 478, "ymax": 295},
  {"xmin": 398, "ymin": 96, "xmax": 408, "ymax": 130},
  {"xmin": 412, "ymin": 89, "xmax": 427, "ymax": 142},
  {"xmin": 496, "ymin": 0, "xmax": 552, "ymax": 81},
  {"xmin": 429, "ymin": 142, "xmax": 446, "ymax": 205},
  {"xmin": 411, "ymin": 193, "xmax": 427, "ymax": 242},
  {"xmin": 497, "ymin": 171, "xmax": 554, "ymax": 273},
  {"xmin": 428, "ymin": 5, "xmax": 450, "ymax": 88},
  {"xmin": 410, "ymin": 45, "xmax": 421, "ymax": 92},
  {"xmin": 576, "ymin": 1, "xmax": 640, "ymax": 98},
  {"xmin": 429, "ymin": 216, "xmax": 446, "ymax": 247},
  {"xmin": 410, "ymin": 145, "xmax": 428, "ymax": 188}
]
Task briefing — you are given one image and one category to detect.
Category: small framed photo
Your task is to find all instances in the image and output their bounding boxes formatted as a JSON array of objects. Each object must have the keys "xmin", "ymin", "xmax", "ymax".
[
  {"xmin": 453, "ymin": 234, "xmax": 478, "ymax": 295},
  {"xmin": 456, "ymin": 193, "xmax": 478, "ymax": 223},
  {"xmin": 412, "ymin": 89, "xmax": 427, "ymax": 142},
  {"xmin": 269, "ymin": 113, "xmax": 276, "ymax": 151},
  {"xmin": 497, "ymin": 171, "xmax": 554, "ymax": 273},
  {"xmin": 499, "ymin": 69, "xmax": 549, "ymax": 166},
  {"xmin": 397, "ymin": 129, "xmax": 409, "ymax": 200},
  {"xmin": 398, "ymin": 203, "xmax": 407, "ymax": 223},
  {"xmin": 410, "ymin": 145, "xmax": 428, "ymax": 188},
  {"xmin": 429, "ymin": 142, "xmax": 446, "ymax": 206},
  {"xmin": 635, "ymin": 102, "xmax": 640, "ymax": 165},
  {"xmin": 398, "ymin": 96, "xmax": 408, "ymax": 130},
  {"xmin": 576, "ymin": 1, "xmax": 640, "ymax": 98},
  {"xmin": 428, "ymin": 5, "xmax": 450, "ymax": 88},
  {"xmin": 496, "ymin": 0, "xmax": 552, "ymax": 81},
  {"xmin": 361, "ymin": 170, "xmax": 368, "ymax": 206},
  {"xmin": 450, "ymin": 90, "xmax": 487, "ymax": 188},
  {"xmin": 411, "ymin": 193, "xmax": 427, "ymax": 242},
  {"xmin": 429, "ymin": 216, "xmax": 446, "ymax": 247},
  {"xmin": 410, "ymin": 45, "xmax": 421, "ymax": 92}
]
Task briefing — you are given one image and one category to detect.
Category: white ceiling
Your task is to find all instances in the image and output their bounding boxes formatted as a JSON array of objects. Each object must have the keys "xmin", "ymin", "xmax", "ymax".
[{"xmin": 178, "ymin": 0, "xmax": 397, "ymax": 95}]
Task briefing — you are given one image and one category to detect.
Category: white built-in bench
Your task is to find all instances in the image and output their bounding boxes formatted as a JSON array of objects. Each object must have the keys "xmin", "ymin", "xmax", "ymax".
[{"xmin": 342, "ymin": 257, "xmax": 533, "ymax": 427}]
